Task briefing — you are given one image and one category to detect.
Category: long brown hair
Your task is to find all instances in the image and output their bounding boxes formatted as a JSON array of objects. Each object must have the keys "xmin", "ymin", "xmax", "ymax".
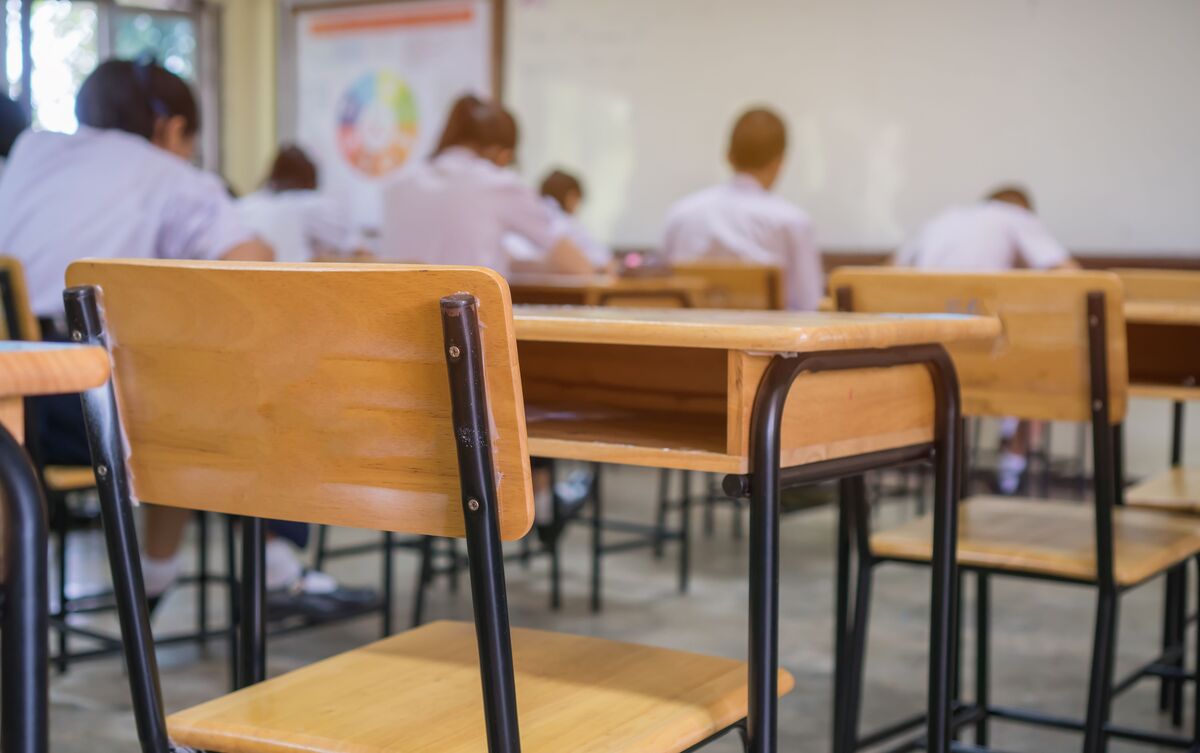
[{"xmin": 432, "ymin": 95, "xmax": 503, "ymax": 157}]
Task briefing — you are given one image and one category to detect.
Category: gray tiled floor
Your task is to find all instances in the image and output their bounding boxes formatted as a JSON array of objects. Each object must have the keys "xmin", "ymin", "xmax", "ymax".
[{"xmin": 49, "ymin": 465, "xmax": 1185, "ymax": 752}]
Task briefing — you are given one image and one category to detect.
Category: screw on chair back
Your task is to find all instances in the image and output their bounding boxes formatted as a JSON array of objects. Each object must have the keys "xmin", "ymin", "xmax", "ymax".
[{"xmin": 64, "ymin": 259, "xmax": 533, "ymax": 538}]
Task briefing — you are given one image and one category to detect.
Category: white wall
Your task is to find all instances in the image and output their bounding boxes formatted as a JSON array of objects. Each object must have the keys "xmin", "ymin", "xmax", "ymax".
[{"xmin": 507, "ymin": 0, "xmax": 1200, "ymax": 252}]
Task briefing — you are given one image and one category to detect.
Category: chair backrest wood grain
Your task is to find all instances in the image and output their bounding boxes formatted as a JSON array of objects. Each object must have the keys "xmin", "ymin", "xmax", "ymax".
[
  {"xmin": 670, "ymin": 262, "xmax": 784, "ymax": 310},
  {"xmin": 65, "ymin": 260, "xmax": 534, "ymax": 541},
  {"xmin": 0, "ymin": 257, "xmax": 43, "ymax": 341},
  {"xmin": 1116, "ymin": 268, "xmax": 1200, "ymax": 302},
  {"xmin": 828, "ymin": 267, "xmax": 1128, "ymax": 424}
]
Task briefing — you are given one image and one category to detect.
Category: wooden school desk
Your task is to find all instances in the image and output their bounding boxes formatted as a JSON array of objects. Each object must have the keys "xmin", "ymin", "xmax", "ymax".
[
  {"xmin": 0, "ymin": 341, "xmax": 109, "ymax": 753},
  {"xmin": 508, "ymin": 273, "xmax": 709, "ymax": 308},
  {"xmin": 510, "ymin": 306, "xmax": 1000, "ymax": 753}
]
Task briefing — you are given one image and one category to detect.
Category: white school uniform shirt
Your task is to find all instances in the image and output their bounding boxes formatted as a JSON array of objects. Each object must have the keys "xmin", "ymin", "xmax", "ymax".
[
  {"xmin": 895, "ymin": 201, "xmax": 1070, "ymax": 271},
  {"xmin": 0, "ymin": 127, "xmax": 255, "ymax": 318},
  {"xmin": 503, "ymin": 197, "xmax": 613, "ymax": 269},
  {"xmin": 379, "ymin": 147, "xmax": 561, "ymax": 276},
  {"xmin": 661, "ymin": 174, "xmax": 823, "ymax": 311},
  {"xmin": 237, "ymin": 189, "xmax": 354, "ymax": 263}
]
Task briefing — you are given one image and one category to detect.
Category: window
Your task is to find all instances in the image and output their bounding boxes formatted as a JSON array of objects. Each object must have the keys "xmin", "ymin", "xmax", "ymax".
[{"xmin": 0, "ymin": 0, "xmax": 211, "ymax": 143}]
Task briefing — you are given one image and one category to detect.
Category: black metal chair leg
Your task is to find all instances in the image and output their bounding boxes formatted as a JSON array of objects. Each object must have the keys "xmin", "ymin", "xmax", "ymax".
[
  {"xmin": 238, "ymin": 516, "xmax": 267, "ymax": 689},
  {"xmin": 832, "ymin": 479, "xmax": 853, "ymax": 753},
  {"xmin": 591, "ymin": 462, "xmax": 604, "ymax": 613},
  {"xmin": 196, "ymin": 511, "xmax": 209, "ymax": 649},
  {"xmin": 1173, "ymin": 565, "xmax": 1187, "ymax": 728},
  {"xmin": 411, "ymin": 536, "xmax": 432, "ymax": 628},
  {"xmin": 313, "ymin": 524, "xmax": 329, "ymax": 572},
  {"xmin": 225, "ymin": 514, "xmax": 239, "ymax": 692},
  {"xmin": 550, "ymin": 478, "xmax": 562, "ymax": 611},
  {"xmin": 0, "ymin": 424, "xmax": 51, "ymax": 753},
  {"xmin": 53, "ymin": 496, "xmax": 69, "ymax": 674},
  {"xmin": 1082, "ymin": 589, "xmax": 1119, "ymax": 753},
  {"xmin": 1193, "ymin": 556, "xmax": 1200, "ymax": 745},
  {"xmin": 381, "ymin": 531, "xmax": 394, "ymax": 637},
  {"xmin": 1161, "ymin": 568, "xmax": 1180, "ymax": 713},
  {"xmin": 839, "ymin": 476, "xmax": 873, "ymax": 753},
  {"xmin": 975, "ymin": 571, "xmax": 990, "ymax": 747},
  {"xmin": 679, "ymin": 469, "xmax": 692, "ymax": 594},
  {"xmin": 654, "ymin": 469, "xmax": 670, "ymax": 559}
]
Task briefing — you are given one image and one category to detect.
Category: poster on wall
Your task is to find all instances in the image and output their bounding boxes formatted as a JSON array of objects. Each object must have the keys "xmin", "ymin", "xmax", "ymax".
[{"xmin": 294, "ymin": 0, "xmax": 493, "ymax": 235}]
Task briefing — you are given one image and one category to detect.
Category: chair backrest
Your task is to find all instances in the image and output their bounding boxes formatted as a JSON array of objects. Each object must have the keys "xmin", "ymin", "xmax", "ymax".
[
  {"xmin": 827, "ymin": 267, "xmax": 1128, "ymax": 424},
  {"xmin": 1116, "ymin": 268, "xmax": 1200, "ymax": 302},
  {"xmin": 0, "ymin": 257, "xmax": 43, "ymax": 341},
  {"xmin": 670, "ymin": 262, "xmax": 784, "ymax": 310},
  {"xmin": 64, "ymin": 260, "xmax": 534, "ymax": 541}
]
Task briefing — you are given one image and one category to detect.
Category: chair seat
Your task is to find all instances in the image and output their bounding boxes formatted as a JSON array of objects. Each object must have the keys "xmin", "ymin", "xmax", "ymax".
[
  {"xmin": 42, "ymin": 465, "xmax": 96, "ymax": 493},
  {"xmin": 870, "ymin": 496, "xmax": 1200, "ymax": 586},
  {"xmin": 1126, "ymin": 468, "xmax": 1200, "ymax": 515},
  {"xmin": 168, "ymin": 620, "xmax": 793, "ymax": 753}
]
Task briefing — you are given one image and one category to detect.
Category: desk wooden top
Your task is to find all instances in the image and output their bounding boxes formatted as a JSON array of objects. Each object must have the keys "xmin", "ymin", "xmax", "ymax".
[
  {"xmin": 508, "ymin": 273, "xmax": 708, "ymax": 293},
  {"xmin": 1125, "ymin": 301, "xmax": 1200, "ymax": 326},
  {"xmin": 0, "ymin": 342, "xmax": 109, "ymax": 398},
  {"xmin": 513, "ymin": 306, "xmax": 1001, "ymax": 352}
]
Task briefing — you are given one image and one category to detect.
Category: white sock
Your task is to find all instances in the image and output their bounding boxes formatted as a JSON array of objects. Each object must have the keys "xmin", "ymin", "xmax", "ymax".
[
  {"xmin": 265, "ymin": 537, "xmax": 304, "ymax": 591},
  {"xmin": 997, "ymin": 451, "xmax": 1027, "ymax": 495},
  {"xmin": 141, "ymin": 555, "xmax": 180, "ymax": 599},
  {"xmin": 534, "ymin": 485, "xmax": 554, "ymax": 526}
]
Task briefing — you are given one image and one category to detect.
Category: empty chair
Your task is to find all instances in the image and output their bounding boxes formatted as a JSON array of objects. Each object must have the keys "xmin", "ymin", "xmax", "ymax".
[
  {"xmin": 828, "ymin": 267, "xmax": 1200, "ymax": 753},
  {"xmin": 65, "ymin": 258, "xmax": 792, "ymax": 753}
]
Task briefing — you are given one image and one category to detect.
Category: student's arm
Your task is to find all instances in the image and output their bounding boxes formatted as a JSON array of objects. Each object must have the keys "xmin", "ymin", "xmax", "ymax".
[
  {"xmin": 500, "ymin": 178, "xmax": 592, "ymax": 273},
  {"xmin": 220, "ymin": 239, "xmax": 275, "ymax": 262},
  {"xmin": 1013, "ymin": 211, "xmax": 1072, "ymax": 270},
  {"xmin": 785, "ymin": 217, "xmax": 824, "ymax": 311},
  {"xmin": 164, "ymin": 170, "xmax": 276, "ymax": 262}
]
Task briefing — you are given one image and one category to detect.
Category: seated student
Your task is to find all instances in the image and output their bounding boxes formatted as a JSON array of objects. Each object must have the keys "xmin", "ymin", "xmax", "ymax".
[
  {"xmin": 0, "ymin": 94, "xmax": 29, "ymax": 181},
  {"xmin": 237, "ymin": 144, "xmax": 355, "ymax": 263},
  {"xmin": 661, "ymin": 106, "xmax": 823, "ymax": 310},
  {"xmin": 895, "ymin": 186, "xmax": 1077, "ymax": 493},
  {"xmin": 895, "ymin": 186, "xmax": 1078, "ymax": 271},
  {"xmin": 379, "ymin": 95, "xmax": 592, "ymax": 276},
  {"xmin": 540, "ymin": 169, "xmax": 613, "ymax": 269},
  {"xmin": 0, "ymin": 59, "xmax": 365, "ymax": 616}
]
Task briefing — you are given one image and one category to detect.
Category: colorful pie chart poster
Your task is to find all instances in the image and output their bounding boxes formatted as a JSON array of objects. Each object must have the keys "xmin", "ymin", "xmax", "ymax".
[{"xmin": 295, "ymin": 0, "xmax": 493, "ymax": 230}]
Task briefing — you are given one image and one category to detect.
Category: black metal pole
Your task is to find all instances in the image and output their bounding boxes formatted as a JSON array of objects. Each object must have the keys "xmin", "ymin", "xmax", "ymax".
[
  {"xmin": 238, "ymin": 516, "xmax": 266, "ymax": 688},
  {"xmin": 1171, "ymin": 401, "xmax": 1185, "ymax": 468},
  {"xmin": 832, "ymin": 478, "xmax": 853, "ymax": 753},
  {"xmin": 0, "ymin": 423, "xmax": 49, "ymax": 753},
  {"xmin": 441, "ymin": 294, "xmax": 521, "ymax": 753},
  {"xmin": 64, "ymin": 285, "xmax": 171, "ymax": 753},
  {"xmin": 975, "ymin": 572, "xmax": 990, "ymax": 747}
]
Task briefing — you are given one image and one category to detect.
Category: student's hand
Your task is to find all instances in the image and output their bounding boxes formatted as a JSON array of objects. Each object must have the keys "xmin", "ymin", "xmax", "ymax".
[
  {"xmin": 221, "ymin": 239, "xmax": 275, "ymax": 262},
  {"xmin": 546, "ymin": 238, "xmax": 594, "ymax": 275}
]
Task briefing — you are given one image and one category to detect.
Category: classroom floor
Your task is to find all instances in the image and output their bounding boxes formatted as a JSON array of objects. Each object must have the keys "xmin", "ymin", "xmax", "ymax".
[{"xmin": 50, "ymin": 464, "xmax": 1186, "ymax": 753}]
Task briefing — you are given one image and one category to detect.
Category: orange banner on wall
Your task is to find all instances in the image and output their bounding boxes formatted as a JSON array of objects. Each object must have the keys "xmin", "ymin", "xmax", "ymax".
[{"xmin": 310, "ymin": 4, "xmax": 475, "ymax": 36}]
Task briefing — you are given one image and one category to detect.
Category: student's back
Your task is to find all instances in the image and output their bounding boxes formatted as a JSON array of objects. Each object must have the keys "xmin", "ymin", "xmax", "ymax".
[
  {"xmin": 380, "ymin": 146, "xmax": 555, "ymax": 274},
  {"xmin": 661, "ymin": 107, "xmax": 823, "ymax": 311},
  {"xmin": 0, "ymin": 127, "xmax": 251, "ymax": 316},
  {"xmin": 896, "ymin": 189, "xmax": 1071, "ymax": 271}
]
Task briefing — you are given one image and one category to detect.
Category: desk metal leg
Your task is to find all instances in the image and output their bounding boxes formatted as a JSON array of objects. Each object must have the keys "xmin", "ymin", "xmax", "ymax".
[
  {"xmin": 739, "ymin": 344, "xmax": 960, "ymax": 753},
  {"xmin": 0, "ymin": 424, "xmax": 50, "ymax": 753}
]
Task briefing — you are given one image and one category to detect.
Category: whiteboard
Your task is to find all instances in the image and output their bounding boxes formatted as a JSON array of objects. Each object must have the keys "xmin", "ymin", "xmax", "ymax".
[
  {"xmin": 291, "ymin": 0, "xmax": 493, "ymax": 232},
  {"xmin": 506, "ymin": 0, "xmax": 1200, "ymax": 254}
]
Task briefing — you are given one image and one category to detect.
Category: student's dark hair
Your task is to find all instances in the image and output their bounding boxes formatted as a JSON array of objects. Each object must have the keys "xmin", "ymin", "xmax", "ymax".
[
  {"xmin": 728, "ymin": 107, "xmax": 787, "ymax": 171},
  {"xmin": 267, "ymin": 144, "xmax": 319, "ymax": 192},
  {"xmin": 540, "ymin": 169, "xmax": 583, "ymax": 210},
  {"xmin": 987, "ymin": 185, "xmax": 1034, "ymax": 211},
  {"xmin": 433, "ymin": 94, "xmax": 504, "ymax": 156},
  {"xmin": 75, "ymin": 58, "xmax": 199, "ymax": 141},
  {"xmin": 0, "ymin": 94, "xmax": 28, "ymax": 158}
]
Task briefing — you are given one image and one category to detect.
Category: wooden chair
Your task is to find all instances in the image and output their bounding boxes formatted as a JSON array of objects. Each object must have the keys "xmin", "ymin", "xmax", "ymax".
[
  {"xmin": 828, "ymin": 267, "xmax": 1200, "ymax": 753},
  {"xmin": 669, "ymin": 262, "xmax": 785, "ymax": 311},
  {"xmin": 65, "ymin": 259, "xmax": 791, "ymax": 753},
  {"xmin": 0, "ymin": 340, "xmax": 110, "ymax": 753},
  {"xmin": 0, "ymin": 256, "xmax": 235, "ymax": 673},
  {"xmin": 1114, "ymin": 268, "xmax": 1200, "ymax": 724}
]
